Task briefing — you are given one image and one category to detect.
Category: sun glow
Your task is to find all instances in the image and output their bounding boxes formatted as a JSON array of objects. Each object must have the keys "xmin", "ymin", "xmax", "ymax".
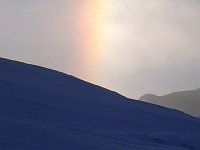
[{"xmin": 76, "ymin": 0, "xmax": 108, "ymax": 80}]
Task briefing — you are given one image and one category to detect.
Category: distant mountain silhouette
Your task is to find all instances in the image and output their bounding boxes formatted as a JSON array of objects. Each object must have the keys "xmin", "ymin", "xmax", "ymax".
[
  {"xmin": 0, "ymin": 57, "xmax": 200, "ymax": 150},
  {"xmin": 140, "ymin": 89, "xmax": 200, "ymax": 117}
]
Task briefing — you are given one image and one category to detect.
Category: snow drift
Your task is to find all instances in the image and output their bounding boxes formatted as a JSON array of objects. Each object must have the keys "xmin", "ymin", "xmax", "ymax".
[{"xmin": 0, "ymin": 57, "xmax": 199, "ymax": 150}]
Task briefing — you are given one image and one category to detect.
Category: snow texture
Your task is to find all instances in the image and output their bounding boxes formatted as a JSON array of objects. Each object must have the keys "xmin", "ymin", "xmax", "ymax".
[{"xmin": 0, "ymin": 57, "xmax": 199, "ymax": 150}]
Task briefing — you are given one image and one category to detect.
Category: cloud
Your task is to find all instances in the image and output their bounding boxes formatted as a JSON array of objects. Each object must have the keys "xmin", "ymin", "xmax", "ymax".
[
  {"xmin": 103, "ymin": 0, "xmax": 200, "ymax": 98},
  {"xmin": 0, "ymin": 0, "xmax": 200, "ymax": 98},
  {"xmin": 0, "ymin": 0, "xmax": 80, "ymax": 73}
]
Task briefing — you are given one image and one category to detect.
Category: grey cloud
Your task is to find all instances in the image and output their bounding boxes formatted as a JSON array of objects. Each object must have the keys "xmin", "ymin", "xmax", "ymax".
[
  {"xmin": 103, "ymin": 0, "xmax": 200, "ymax": 98},
  {"xmin": 0, "ymin": 0, "xmax": 81, "ymax": 73},
  {"xmin": 0, "ymin": 0, "xmax": 200, "ymax": 98}
]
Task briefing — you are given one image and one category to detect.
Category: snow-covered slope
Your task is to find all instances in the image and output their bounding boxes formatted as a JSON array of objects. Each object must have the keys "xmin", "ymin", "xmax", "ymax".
[
  {"xmin": 139, "ymin": 89, "xmax": 200, "ymax": 117},
  {"xmin": 0, "ymin": 57, "xmax": 200, "ymax": 150}
]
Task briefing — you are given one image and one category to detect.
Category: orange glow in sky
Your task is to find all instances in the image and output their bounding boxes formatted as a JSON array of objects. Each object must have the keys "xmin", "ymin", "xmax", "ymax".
[{"xmin": 76, "ymin": 0, "xmax": 107, "ymax": 80}]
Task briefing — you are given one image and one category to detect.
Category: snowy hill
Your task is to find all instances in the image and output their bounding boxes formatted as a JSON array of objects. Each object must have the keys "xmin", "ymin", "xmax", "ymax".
[
  {"xmin": 139, "ymin": 89, "xmax": 200, "ymax": 117},
  {"xmin": 0, "ymin": 57, "xmax": 200, "ymax": 150}
]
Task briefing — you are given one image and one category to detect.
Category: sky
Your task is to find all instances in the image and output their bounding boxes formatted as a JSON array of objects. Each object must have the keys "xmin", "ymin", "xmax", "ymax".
[{"xmin": 0, "ymin": 0, "xmax": 200, "ymax": 98}]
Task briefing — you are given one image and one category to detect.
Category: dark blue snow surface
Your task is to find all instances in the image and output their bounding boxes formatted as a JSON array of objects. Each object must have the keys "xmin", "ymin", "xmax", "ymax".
[{"xmin": 0, "ymin": 57, "xmax": 199, "ymax": 150}]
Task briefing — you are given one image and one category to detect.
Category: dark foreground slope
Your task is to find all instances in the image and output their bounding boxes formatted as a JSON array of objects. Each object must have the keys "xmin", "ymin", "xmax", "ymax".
[
  {"xmin": 0, "ymin": 57, "xmax": 200, "ymax": 150},
  {"xmin": 140, "ymin": 89, "xmax": 200, "ymax": 117}
]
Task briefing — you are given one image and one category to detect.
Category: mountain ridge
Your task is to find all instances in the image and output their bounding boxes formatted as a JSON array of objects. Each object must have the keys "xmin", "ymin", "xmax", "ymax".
[{"xmin": 139, "ymin": 89, "xmax": 200, "ymax": 117}]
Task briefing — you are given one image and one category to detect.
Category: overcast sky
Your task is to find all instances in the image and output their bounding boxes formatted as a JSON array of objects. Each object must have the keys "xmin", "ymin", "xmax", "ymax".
[{"xmin": 0, "ymin": 0, "xmax": 200, "ymax": 98}]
